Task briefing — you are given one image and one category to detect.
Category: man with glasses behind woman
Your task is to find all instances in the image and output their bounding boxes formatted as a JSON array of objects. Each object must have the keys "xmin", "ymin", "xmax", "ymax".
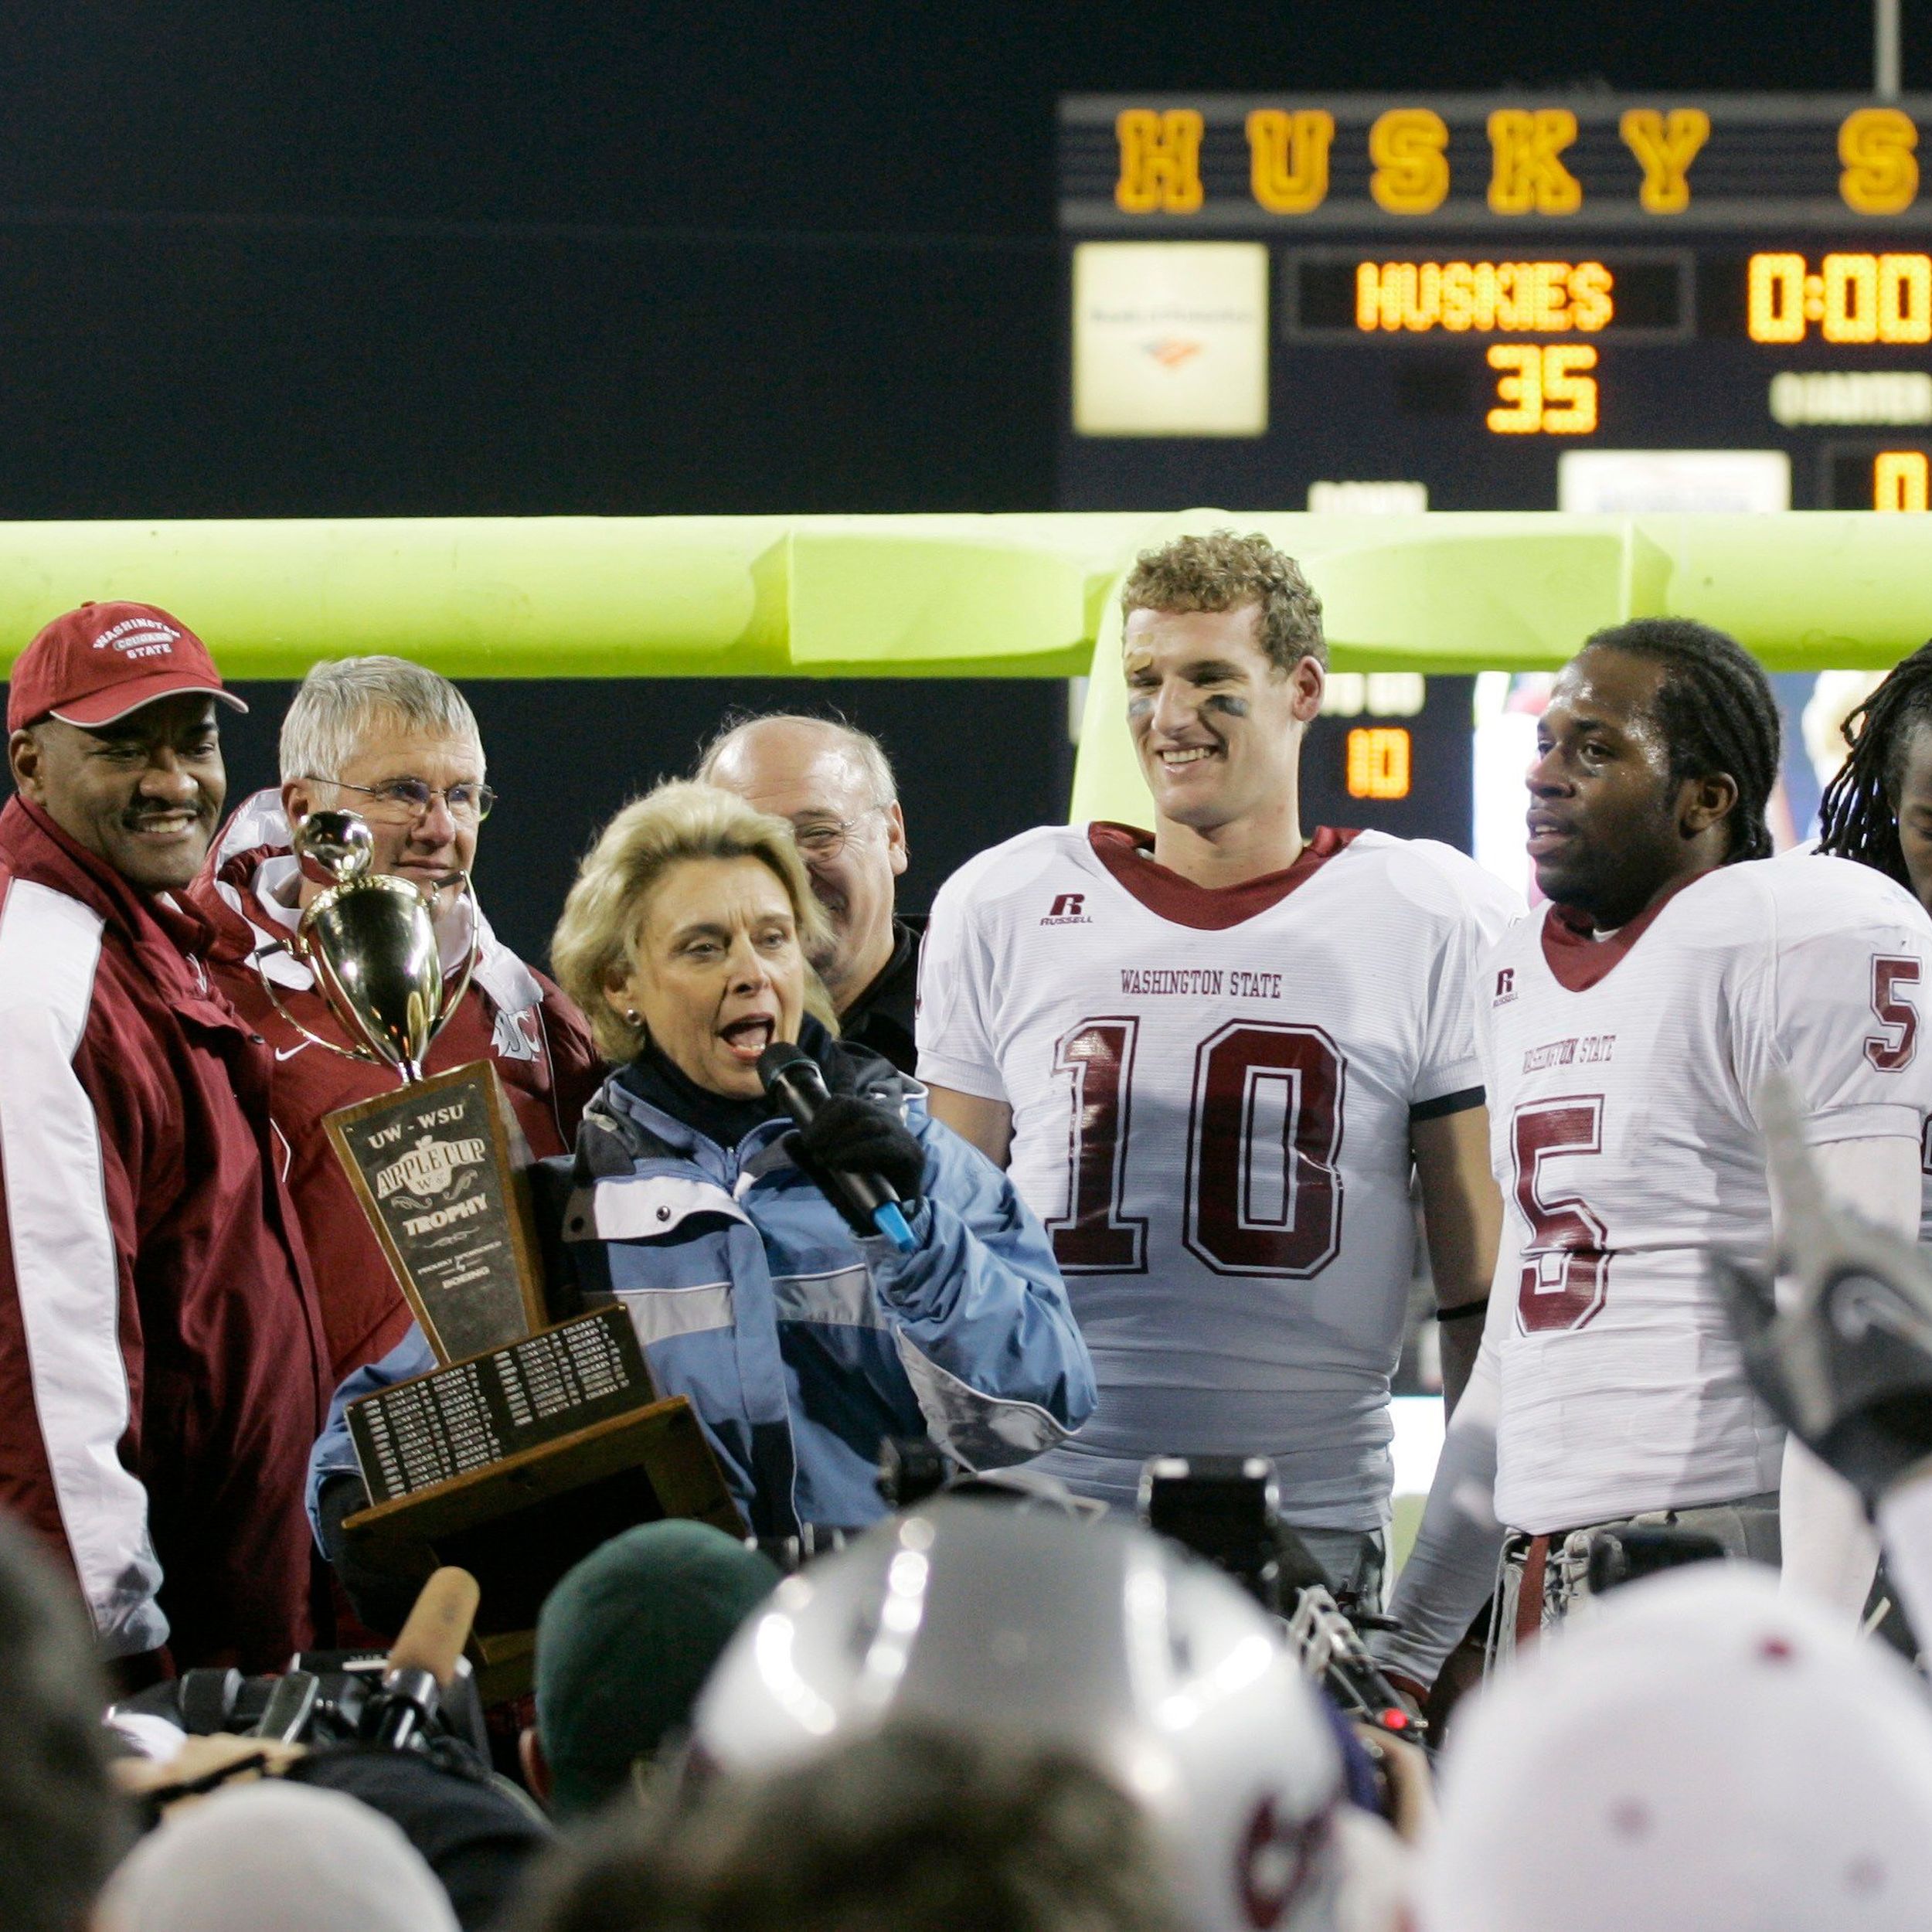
[
  {"xmin": 698, "ymin": 713, "xmax": 923, "ymax": 1075},
  {"xmin": 191, "ymin": 658, "xmax": 601, "ymax": 1387}
]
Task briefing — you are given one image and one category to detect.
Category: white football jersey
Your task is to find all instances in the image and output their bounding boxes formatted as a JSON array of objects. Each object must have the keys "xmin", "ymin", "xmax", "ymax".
[
  {"xmin": 917, "ymin": 821, "xmax": 1522, "ymax": 1526},
  {"xmin": 1484, "ymin": 853, "xmax": 1932, "ymax": 1536}
]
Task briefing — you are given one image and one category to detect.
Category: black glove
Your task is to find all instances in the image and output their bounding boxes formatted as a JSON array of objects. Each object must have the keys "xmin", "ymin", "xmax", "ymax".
[
  {"xmin": 317, "ymin": 1471, "xmax": 435, "ymax": 1639},
  {"xmin": 1716, "ymin": 1248, "xmax": 1932, "ymax": 1515},
  {"xmin": 787, "ymin": 1094, "xmax": 927, "ymax": 1239},
  {"xmin": 1712, "ymin": 1072, "xmax": 1932, "ymax": 1514}
]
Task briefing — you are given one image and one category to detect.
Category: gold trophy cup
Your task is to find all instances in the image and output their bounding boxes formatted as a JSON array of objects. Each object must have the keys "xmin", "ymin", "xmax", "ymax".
[{"xmin": 267, "ymin": 809, "xmax": 548, "ymax": 1364}]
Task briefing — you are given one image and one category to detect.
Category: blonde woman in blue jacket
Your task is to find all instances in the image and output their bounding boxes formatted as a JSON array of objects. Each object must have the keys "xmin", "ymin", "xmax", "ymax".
[{"xmin": 310, "ymin": 782, "xmax": 1094, "ymax": 1555}]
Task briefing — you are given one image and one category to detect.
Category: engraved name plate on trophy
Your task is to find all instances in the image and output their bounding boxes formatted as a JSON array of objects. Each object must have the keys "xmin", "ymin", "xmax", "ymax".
[
  {"xmin": 341, "ymin": 1304, "xmax": 744, "ymax": 1687},
  {"xmin": 345, "ymin": 1304, "xmax": 653, "ymax": 1507}
]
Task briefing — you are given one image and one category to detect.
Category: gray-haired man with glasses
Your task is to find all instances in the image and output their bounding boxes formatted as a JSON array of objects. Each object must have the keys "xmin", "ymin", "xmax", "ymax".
[
  {"xmin": 189, "ymin": 657, "xmax": 601, "ymax": 1389},
  {"xmin": 698, "ymin": 712, "xmax": 921, "ymax": 1074}
]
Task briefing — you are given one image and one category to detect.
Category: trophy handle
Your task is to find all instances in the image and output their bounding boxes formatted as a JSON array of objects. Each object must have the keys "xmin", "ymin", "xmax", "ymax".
[
  {"xmin": 250, "ymin": 940, "xmax": 385, "ymax": 1064},
  {"xmin": 429, "ymin": 872, "xmax": 482, "ymax": 1043}
]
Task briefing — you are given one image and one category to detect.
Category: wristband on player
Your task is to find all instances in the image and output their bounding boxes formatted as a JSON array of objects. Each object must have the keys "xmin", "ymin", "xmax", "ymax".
[{"xmin": 1434, "ymin": 1297, "xmax": 1489, "ymax": 1325}]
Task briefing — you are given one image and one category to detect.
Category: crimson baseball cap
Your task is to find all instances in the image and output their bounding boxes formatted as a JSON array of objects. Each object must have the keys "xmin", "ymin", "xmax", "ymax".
[{"xmin": 6, "ymin": 600, "xmax": 248, "ymax": 733}]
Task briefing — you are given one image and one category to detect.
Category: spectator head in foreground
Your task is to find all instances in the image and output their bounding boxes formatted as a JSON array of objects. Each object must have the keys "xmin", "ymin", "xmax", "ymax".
[
  {"xmin": 100, "ymin": 1779, "xmax": 459, "ymax": 1932},
  {"xmin": 697, "ymin": 714, "xmax": 908, "ymax": 1017},
  {"xmin": 510, "ymin": 1726, "xmax": 1187, "ymax": 1932},
  {"xmin": 0, "ymin": 1514, "xmax": 128, "ymax": 1932},
  {"xmin": 1422, "ymin": 1563, "xmax": 1932, "ymax": 1932},
  {"xmin": 691, "ymin": 1498, "xmax": 1345, "ymax": 1932},
  {"xmin": 526, "ymin": 1521, "xmax": 781, "ymax": 1819},
  {"xmin": 7, "ymin": 600, "xmax": 245, "ymax": 893}
]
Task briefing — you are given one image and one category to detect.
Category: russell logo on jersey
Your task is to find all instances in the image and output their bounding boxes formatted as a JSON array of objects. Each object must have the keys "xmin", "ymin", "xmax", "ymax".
[
  {"xmin": 1040, "ymin": 893, "xmax": 1094, "ymax": 927},
  {"xmin": 1493, "ymin": 967, "xmax": 1518, "ymax": 1006}
]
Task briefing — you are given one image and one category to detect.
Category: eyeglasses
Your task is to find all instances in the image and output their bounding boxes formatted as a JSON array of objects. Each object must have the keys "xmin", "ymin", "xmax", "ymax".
[
  {"xmin": 791, "ymin": 805, "xmax": 885, "ymax": 862},
  {"xmin": 315, "ymin": 777, "xmax": 498, "ymax": 823}
]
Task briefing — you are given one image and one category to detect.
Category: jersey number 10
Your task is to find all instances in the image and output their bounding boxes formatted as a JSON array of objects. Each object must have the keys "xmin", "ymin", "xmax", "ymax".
[{"xmin": 1047, "ymin": 1018, "xmax": 1345, "ymax": 1277}]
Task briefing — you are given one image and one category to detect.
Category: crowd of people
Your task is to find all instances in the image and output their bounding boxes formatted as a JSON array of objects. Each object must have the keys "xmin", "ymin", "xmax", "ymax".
[{"xmin": 9, "ymin": 532, "xmax": 1932, "ymax": 1930}]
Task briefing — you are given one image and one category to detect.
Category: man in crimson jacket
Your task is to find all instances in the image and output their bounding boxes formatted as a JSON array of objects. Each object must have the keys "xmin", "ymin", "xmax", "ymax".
[
  {"xmin": 189, "ymin": 657, "xmax": 602, "ymax": 1385},
  {"xmin": 0, "ymin": 601, "xmax": 332, "ymax": 1675}
]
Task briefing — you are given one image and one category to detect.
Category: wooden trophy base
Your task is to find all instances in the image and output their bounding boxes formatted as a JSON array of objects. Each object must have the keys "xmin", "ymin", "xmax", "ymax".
[{"xmin": 342, "ymin": 1304, "xmax": 745, "ymax": 1702}]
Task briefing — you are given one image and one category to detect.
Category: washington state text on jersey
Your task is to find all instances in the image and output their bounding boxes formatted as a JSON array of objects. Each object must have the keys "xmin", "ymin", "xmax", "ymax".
[
  {"xmin": 1521, "ymin": 1033, "xmax": 1617, "ymax": 1073},
  {"xmin": 1118, "ymin": 968, "xmax": 1286, "ymax": 999}
]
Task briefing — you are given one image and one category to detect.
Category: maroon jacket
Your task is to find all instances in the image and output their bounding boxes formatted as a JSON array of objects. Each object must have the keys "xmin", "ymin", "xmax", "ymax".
[
  {"xmin": 189, "ymin": 792, "xmax": 604, "ymax": 1384},
  {"xmin": 0, "ymin": 796, "xmax": 332, "ymax": 1672}
]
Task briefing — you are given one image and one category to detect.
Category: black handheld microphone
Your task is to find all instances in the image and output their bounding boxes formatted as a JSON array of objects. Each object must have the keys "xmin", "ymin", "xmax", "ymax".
[{"xmin": 758, "ymin": 1042, "xmax": 918, "ymax": 1252}]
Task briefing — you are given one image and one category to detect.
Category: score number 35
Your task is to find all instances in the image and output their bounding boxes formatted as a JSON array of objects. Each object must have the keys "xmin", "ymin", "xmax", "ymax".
[{"xmin": 1486, "ymin": 344, "xmax": 1599, "ymax": 434}]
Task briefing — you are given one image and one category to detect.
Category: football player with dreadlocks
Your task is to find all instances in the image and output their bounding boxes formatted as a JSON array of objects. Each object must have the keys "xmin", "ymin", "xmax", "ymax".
[
  {"xmin": 1818, "ymin": 642, "xmax": 1932, "ymax": 913},
  {"xmin": 1818, "ymin": 640, "xmax": 1932, "ymax": 1275},
  {"xmin": 1378, "ymin": 619, "xmax": 1932, "ymax": 1699}
]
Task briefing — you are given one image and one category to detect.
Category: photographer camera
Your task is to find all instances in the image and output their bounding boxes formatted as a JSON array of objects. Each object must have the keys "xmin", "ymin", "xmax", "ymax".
[
  {"xmin": 1139, "ymin": 1457, "xmax": 1427, "ymax": 1747},
  {"xmin": 111, "ymin": 1567, "xmax": 547, "ymax": 1930}
]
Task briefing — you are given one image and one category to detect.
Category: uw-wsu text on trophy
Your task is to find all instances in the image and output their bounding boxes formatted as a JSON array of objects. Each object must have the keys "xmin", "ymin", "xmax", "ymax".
[{"xmin": 270, "ymin": 809, "xmax": 549, "ymax": 1365}]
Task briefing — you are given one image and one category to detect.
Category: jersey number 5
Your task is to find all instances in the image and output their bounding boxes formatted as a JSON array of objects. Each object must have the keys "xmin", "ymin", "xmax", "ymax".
[
  {"xmin": 1046, "ymin": 1018, "xmax": 1345, "ymax": 1277},
  {"xmin": 1866, "ymin": 954, "xmax": 1922, "ymax": 1072},
  {"xmin": 1511, "ymin": 1095, "xmax": 1611, "ymax": 1333}
]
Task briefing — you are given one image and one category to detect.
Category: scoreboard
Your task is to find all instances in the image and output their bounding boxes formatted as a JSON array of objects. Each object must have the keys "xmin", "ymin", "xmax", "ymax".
[
  {"xmin": 1058, "ymin": 94, "xmax": 1932, "ymax": 514},
  {"xmin": 1057, "ymin": 94, "xmax": 1932, "ymax": 853}
]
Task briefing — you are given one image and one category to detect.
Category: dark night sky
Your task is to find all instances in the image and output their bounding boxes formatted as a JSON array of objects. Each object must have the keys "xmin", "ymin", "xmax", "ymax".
[
  {"xmin": 0, "ymin": 3, "xmax": 1905, "ymax": 519},
  {"xmin": 0, "ymin": 5, "xmax": 1913, "ymax": 949}
]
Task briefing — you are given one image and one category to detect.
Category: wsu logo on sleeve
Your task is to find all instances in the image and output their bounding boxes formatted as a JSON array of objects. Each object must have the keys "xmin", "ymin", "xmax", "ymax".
[
  {"xmin": 1039, "ymin": 893, "xmax": 1094, "ymax": 927},
  {"xmin": 492, "ymin": 1005, "xmax": 543, "ymax": 1063}
]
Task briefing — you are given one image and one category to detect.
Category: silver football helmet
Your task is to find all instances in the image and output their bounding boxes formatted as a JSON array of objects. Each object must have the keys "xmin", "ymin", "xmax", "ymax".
[{"xmin": 692, "ymin": 1497, "xmax": 1345, "ymax": 1932}]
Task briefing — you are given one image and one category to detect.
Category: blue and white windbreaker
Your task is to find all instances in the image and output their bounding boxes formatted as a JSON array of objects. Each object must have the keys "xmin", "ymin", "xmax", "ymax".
[{"xmin": 308, "ymin": 1043, "xmax": 1095, "ymax": 1538}]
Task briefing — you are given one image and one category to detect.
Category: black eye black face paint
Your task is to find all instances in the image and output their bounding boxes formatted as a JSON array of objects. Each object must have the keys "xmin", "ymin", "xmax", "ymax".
[
  {"xmin": 1202, "ymin": 694, "xmax": 1250, "ymax": 719},
  {"xmin": 1127, "ymin": 695, "xmax": 1154, "ymax": 720}
]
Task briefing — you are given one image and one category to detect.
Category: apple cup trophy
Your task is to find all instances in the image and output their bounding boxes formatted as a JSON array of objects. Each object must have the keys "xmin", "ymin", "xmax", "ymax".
[
  {"xmin": 268, "ymin": 808, "xmax": 546, "ymax": 1364},
  {"xmin": 268, "ymin": 810, "xmax": 741, "ymax": 1690}
]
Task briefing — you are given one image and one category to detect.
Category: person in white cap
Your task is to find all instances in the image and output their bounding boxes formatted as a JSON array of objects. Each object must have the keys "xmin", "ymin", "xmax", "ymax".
[
  {"xmin": 1420, "ymin": 1563, "xmax": 1932, "ymax": 1932},
  {"xmin": 100, "ymin": 1780, "xmax": 460, "ymax": 1932}
]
